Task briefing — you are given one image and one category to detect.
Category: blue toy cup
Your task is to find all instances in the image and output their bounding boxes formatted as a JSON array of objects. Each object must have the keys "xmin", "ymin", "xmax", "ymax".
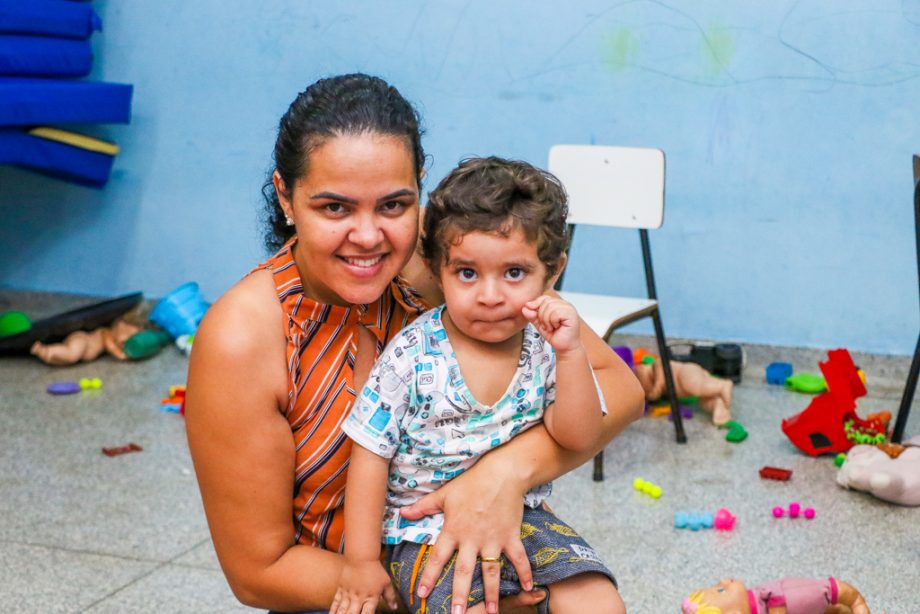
[{"xmin": 149, "ymin": 282, "xmax": 209, "ymax": 338}]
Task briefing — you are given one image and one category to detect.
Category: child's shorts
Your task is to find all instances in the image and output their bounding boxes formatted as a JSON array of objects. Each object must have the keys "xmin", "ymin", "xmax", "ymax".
[{"xmin": 386, "ymin": 506, "xmax": 617, "ymax": 614}]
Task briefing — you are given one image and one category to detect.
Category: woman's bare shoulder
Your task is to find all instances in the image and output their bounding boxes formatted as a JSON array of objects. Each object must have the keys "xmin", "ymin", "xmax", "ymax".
[
  {"xmin": 190, "ymin": 269, "xmax": 288, "ymax": 408},
  {"xmin": 196, "ymin": 270, "xmax": 282, "ymax": 355}
]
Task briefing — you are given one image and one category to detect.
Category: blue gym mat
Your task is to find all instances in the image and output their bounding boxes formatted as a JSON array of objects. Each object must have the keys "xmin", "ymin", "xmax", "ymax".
[
  {"xmin": 0, "ymin": 77, "xmax": 132, "ymax": 126},
  {"xmin": 0, "ymin": 0, "xmax": 102, "ymax": 39}
]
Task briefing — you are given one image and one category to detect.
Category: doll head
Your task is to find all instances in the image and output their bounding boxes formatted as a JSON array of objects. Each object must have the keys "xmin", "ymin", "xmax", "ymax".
[{"xmin": 681, "ymin": 578, "xmax": 750, "ymax": 614}]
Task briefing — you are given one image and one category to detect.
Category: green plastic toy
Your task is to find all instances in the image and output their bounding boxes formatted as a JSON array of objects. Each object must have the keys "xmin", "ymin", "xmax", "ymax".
[
  {"xmin": 834, "ymin": 453, "xmax": 847, "ymax": 467},
  {"xmin": 720, "ymin": 419, "xmax": 748, "ymax": 443},
  {"xmin": 124, "ymin": 329, "xmax": 173, "ymax": 360},
  {"xmin": 0, "ymin": 311, "xmax": 32, "ymax": 338},
  {"xmin": 784, "ymin": 372, "xmax": 827, "ymax": 393}
]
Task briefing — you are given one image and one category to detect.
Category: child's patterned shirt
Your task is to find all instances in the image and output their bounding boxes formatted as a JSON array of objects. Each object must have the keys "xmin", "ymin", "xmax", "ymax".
[{"xmin": 342, "ymin": 305, "xmax": 606, "ymax": 545}]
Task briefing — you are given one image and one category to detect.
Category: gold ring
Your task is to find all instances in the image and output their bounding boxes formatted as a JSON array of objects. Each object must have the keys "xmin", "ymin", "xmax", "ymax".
[{"xmin": 479, "ymin": 556, "xmax": 502, "ymax": 563}]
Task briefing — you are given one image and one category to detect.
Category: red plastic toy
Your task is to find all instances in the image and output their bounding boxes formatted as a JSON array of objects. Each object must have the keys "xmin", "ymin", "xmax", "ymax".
[
  {"xmin": 759, "ymin": 466, "xmax": 793, "ymax": 481},
  {"xmin": 102, "ymin": 443, "xmax": 143, "ymax": 457},
  {"xmin": 781, "ymin": 349, "xmax": 879, "ymax": 456}
]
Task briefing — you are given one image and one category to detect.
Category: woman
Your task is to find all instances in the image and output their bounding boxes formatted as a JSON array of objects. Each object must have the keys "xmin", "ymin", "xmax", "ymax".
[{"xmin": 186, "ymin": 73, "xmax": 645, "ymax": 613}]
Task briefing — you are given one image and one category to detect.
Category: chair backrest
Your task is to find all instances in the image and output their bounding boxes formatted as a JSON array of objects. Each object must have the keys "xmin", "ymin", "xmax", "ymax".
[{"xmin": 548, "ymin": 144, "xmax": 665, "ymax": 229}]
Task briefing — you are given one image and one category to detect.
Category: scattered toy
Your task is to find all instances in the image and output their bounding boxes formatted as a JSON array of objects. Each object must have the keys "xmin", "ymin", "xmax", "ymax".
[
  {"xmin": 765, "ymin": 361, "xmax": 793, "ymax": 385},
  {"xmin": 781, "ymin": 349, "xmax": 875, "ymax": 456},
  {"xmin": 682, "ymin": 576, "xmax": 869, "ymax": 613},
  {"xmin": 720, "ymin": 419, "xmax": 747, "ymax": 443},
  {"xmin": 47, "ymin": 381, "xmax": 81, "ymax": 395},
  {"xmin": 834, "ymin": 452, "xmax": 847, "ymax": 467},
  {"xmin": 102, "ymin": 443, "xmax": 143, "ymax": 457},
  {"xmin": 772, "ymin": 502, "xmax": 815, "ymax": 520},
  {"xmin": 0, "ymin": 310, "xmax": 32, "ymax": 337},
  {"xmin": 30, "ymin": 318, "xmax": 142, "ymax": 365},
  {"xmin": 713, "ymin": 507, "xmax": 735, "ymax": 530},
  {"xmin": 674, "ymin": 511, "xmax": 713, "ymax": 530},
  {"xmin": 633, "ymin": 477, "xmax": 662, "ymax": 498},
  {"xmin": 149, "ymin": 282, "xmax": 209, "ymax": 338},
  {"xmin": 669, "ymin": 342, "xmax": 744, "ymax": 383},
  {"xmin": 124, "ymin": 329, "xmax": 172, "ymax": 360},
  {"xmin": 836, "ymin": 435, "xmax": 920, "ymax": 506},
  {"xmin": 160, "ymin": 385, "xmax": 187, "ymax": 414},
  {"xmin": 79, "ymin": 377, "xmax": 102, "ymax": 390},
  {"xmin": 635, "ymin": 353, "xmax": 734, "ymax": 425},
  {"xmin": 759, "ymin": 466, "xmax": 792, "ymax": 481},
  {"xmin": 844, "ymin": 419, "xmax": 885, "ymax": 445},
  {"xmin": 784, "ymin": 372, "xmax": 828, "ymax": 393}
]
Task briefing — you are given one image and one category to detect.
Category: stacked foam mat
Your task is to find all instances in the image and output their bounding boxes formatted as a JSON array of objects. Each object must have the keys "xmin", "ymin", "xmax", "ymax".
[{"xmin": 0, "ymin": 0, "xmax": 133, "ymax": 186}]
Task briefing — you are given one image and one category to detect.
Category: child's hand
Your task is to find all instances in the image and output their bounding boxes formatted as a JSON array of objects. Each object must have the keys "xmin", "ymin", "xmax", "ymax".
[
  {"xmin": 522, "ymin": 295, "xmax": 583, "ymax": 354},
  {"xmin": 330, "ymin": 559, "xmax": 398, "ymax": 614}
]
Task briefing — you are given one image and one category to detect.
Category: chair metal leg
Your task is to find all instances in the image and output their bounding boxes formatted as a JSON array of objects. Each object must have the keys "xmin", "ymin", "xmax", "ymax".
[
  {"xmin": 892, "ymin": 333, "xmax": 920, "ymax": 443},
  {"xmin": 593, "ymin": 451, "xmax": 604, "ymax": 482},
  {"xmin": 651, "ymin": 309, "xmax": 687, "ymax": 443}
]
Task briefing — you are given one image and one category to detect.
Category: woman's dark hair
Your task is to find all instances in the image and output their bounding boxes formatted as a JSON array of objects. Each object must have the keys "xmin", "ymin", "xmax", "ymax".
[
  {"xmin": 262, "ymin": 73, "xmax": 425, "ymax": 252},
  {"xmin": 421, "ymin": 157, "xmax": 569, "ymax": 280}
]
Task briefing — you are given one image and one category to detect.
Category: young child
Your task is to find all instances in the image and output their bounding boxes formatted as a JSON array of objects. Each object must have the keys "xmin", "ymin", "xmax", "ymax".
[{"xmin": 332, "ymin": 157, "xmax": 622, "ymax": 614}]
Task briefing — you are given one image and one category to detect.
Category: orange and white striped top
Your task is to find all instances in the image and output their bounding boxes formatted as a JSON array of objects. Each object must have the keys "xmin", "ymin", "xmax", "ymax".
[{"xmin": 256, "ymin": 239, "xmax": 428, "ymax": 552}]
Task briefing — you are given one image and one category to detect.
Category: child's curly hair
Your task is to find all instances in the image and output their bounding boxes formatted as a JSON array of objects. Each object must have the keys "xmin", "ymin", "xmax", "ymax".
[{"xmin": 421, "ymin": 156, "xmax": 569, "ymax": 280}]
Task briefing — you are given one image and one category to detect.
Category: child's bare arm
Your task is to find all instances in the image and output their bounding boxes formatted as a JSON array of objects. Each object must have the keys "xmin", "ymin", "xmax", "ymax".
[
  {"xmin": 523, "ymin": 295, "xmax": 604, "ymax": 452},
  {"xmin": 330, "ymin": 444, "xmax": 397, "ymax": 614}
]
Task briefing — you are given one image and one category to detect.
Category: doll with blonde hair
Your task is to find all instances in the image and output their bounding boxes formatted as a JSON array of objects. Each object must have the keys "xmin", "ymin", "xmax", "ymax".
[{"xmin": 682, "ymin": 577, "xmax": 869, "ymax": 614}]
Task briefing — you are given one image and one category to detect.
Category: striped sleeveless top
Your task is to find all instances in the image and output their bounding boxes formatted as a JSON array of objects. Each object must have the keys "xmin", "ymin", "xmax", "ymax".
[{"xmin": 256, "ymin": 238, "xmax": 428, "ymax": 552}]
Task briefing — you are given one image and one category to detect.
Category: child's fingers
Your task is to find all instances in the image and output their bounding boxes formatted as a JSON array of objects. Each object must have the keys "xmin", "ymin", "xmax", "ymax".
[
  {"xmin": 330, "ymin": 589, "xmax": 343, "ymax": 614},
  {"xmin": 520, "ymin": 304, "xmax": 538, "ymax": 322},
  {"xmin": 360, "ymin": 599, "xmax": 376, "ymax": 614},
  {"xmin": 524, "ymin": 295, "xmax": 551, "ymax": 312},
  {"xmin": 383, "ymin": 584, "xmax": 399, "ymax": 611}
]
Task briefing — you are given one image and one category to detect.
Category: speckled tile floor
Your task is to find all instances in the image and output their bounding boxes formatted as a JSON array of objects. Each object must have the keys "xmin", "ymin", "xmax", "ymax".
[{"xmin": 1, "ymin": 291, "xmax": 918, "ymax": 613}]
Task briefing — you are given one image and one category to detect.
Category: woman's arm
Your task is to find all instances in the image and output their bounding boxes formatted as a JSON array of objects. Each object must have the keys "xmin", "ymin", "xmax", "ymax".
[
  {"xmin": 185, "ymin": 271, "xmax": 343, "ymax": 611},
  {"xmin": 402, "ymin": 300, "xmax": 645, "ymax": 608}
]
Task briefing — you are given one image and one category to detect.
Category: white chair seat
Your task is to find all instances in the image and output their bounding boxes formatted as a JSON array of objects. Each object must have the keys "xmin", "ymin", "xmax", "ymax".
[{"xmin": 559, "ymin": 291, "xmax": 658, "ymax": 341}]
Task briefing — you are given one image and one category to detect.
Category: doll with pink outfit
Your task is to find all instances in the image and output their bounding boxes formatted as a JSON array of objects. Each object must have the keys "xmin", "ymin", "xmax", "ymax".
[{"xmin": 682, "ymin": 576, "xmax": 870, "ymax": 613}]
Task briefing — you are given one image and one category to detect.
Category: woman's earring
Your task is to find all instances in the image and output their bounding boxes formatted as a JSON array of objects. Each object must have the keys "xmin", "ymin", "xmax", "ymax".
[{"xmin": 285, "ymin": 216, "xmax": 294, "ymax": 226}]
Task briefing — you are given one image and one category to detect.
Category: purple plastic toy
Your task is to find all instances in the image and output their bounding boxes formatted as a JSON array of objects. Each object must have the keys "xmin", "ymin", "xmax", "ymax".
[{"xmin": 47, "ymin": 381, "xmax": 80, "ymax": 395}]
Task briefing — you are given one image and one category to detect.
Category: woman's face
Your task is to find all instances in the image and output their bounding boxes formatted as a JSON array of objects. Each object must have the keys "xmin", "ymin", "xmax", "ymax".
[{"xmin": 276, "ymin": 133, "xmax": 420, "ymax": 306}]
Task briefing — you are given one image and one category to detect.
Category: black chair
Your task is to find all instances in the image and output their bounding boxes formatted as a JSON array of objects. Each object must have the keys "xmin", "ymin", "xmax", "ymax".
[{"xmin": 892, "ymin": 153, "xmax": 920, "ymax": 443}]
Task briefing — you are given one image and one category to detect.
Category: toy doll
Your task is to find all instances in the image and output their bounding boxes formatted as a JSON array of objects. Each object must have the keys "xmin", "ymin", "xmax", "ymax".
[
  {"xmin": 634, "ymin": 355, "xmax": 733, "ymax": 425},
  {"xmin": 30, "ymin": 318, "xmax": 142, "ymax": 365},
  {"xmin": 682, "ymin": 576, "xmax": 870, "ymax": 613}
]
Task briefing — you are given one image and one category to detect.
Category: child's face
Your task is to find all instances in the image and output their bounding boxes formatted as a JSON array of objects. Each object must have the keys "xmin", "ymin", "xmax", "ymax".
[{"xmin": 439, "ymin": 226, "xmax": 555, "ymax": 344}]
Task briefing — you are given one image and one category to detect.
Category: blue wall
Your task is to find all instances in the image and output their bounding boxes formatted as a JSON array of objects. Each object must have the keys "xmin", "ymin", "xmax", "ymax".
[{"xmin": 1, "ymin": 1, "xmax": 917, "ymax": 355}]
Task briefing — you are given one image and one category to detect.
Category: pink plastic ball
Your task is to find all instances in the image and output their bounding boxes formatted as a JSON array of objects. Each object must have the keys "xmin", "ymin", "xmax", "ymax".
[
  {"xmin": 788, "ymin": 502, "xmax": 801, "ymax": 518},
  {"xmin": 772, "ymin": 506, "xmax": 784, "ymax": 518},
  {"xmin": 804, "ymin": 507, "xmax": 815, "ymax": 519}
]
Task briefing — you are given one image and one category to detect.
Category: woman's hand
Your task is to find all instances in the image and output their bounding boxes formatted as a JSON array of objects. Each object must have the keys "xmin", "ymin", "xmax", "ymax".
[
  {"xmin": 399, "ymin": 463, "xmax": 534, "ymax": 614},
  {"xmin": 330, "ymin": 560, "xmax": 398, "ymax": 614}
]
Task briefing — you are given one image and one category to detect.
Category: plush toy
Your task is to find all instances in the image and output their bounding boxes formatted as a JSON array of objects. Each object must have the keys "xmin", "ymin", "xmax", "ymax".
[
  {"xmin": 682, "ymin": 576, "xmax": 869, "ymax": 613},
  {"xmin": 30, "ymin": 318, "xmax": 142, "ymax": 365},
  {"xmin": 836, "ymin": 435, "xmax": 920, "ymax": 506},
  {"xmin": 634, "ymin": 356, "xmax": 733, "ymax": 425}
]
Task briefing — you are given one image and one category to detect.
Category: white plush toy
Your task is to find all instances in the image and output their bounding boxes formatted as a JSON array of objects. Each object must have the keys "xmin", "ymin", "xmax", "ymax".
[{"xmin": 836, "ymin": 435, "xmax": 920, "ymax": 506}]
